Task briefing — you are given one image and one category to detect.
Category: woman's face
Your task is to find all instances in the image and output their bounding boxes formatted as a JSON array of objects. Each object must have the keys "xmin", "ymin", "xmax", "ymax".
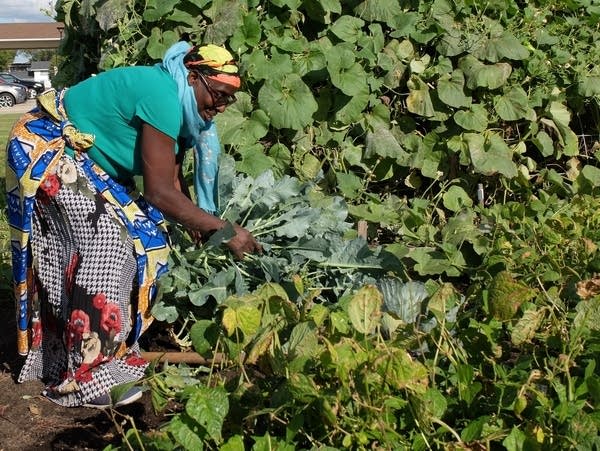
[{"xmin": 190, "ymin": 71, "xmax": 238, "ymax": 122}]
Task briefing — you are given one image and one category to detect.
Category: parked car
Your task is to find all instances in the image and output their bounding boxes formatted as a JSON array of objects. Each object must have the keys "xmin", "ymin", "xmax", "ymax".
[
  {"xmin": 0, "ymin": 73, "xmax": 44, "ymax": 99},
  {"xmin": 0, "ymin": 79, "xmax": 27, "ymax": 107}
]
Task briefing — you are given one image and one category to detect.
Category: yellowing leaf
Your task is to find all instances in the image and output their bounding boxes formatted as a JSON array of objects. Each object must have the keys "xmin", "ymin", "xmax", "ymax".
[
  {"xmin": 406, "ymin": 75, "xmax": 435, "ymax": 117},
  {"xmin": 245, "ymin": 330, "xmax": 275, "ymax": 364},
  {"xmin": 511, "ymin": 308, "xmax": 545, "ymax": 346},
  {"xmin": 221, "ymin": 302, "xmax": 261, "ymax": 343},
  {"xmin": 488, "ymin": 271, "xmax": 536, "ymax": 320},
  {"xmin": 347, "ymin": 285, "xmax": 383, "ymax": 334},
  {"xmin": 373, "ymin": 348, "xmax": 429, "ymax": 393}
]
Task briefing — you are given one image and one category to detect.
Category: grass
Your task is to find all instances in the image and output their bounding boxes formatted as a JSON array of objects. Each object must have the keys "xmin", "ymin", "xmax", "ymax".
[
  {"xmin": 0, "ymin": 113, "xmax": 19, "ymax": 157},
  {"xmin": 1, "ymin": 113, "xmax": 20, "ymax": 297}
]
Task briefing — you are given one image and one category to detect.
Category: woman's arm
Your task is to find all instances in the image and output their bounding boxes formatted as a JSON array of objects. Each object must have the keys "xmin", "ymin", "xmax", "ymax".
[{"xmin": 141, "ymin": 123, "xmax": 261, "ymax": 258}]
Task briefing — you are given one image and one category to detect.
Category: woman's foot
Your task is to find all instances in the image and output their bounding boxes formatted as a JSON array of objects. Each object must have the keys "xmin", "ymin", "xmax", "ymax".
[{"xmin": 83, "ymin": 386, "xmax": 143, "ymax": 409}]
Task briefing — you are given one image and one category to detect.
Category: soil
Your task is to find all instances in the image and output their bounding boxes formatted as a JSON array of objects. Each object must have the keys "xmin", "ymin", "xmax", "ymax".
[{"xmin": 0, "ymin": 298, "xmax": 170, "ymax": 451}]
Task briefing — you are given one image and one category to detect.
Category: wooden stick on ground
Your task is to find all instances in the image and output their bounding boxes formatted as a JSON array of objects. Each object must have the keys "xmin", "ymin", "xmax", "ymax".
[{"xmin": 141, "ymin": 351, "xmax": 225, "ymax": 365}]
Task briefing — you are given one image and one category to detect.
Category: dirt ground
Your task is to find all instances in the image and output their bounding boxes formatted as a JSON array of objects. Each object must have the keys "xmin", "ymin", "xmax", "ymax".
[{"xmin": 0, "ymin": 298, "xmax": 168, "ymax": 451}]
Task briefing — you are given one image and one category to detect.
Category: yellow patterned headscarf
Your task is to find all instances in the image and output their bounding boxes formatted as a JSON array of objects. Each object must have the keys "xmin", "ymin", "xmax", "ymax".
[{"xmin": 184, "ymin": 44, "xmax": 240, "ymax": 88}]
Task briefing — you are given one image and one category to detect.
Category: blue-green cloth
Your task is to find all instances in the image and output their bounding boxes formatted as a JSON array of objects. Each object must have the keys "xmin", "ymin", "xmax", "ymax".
[
  {"xmin": 63, "ymin": 65, "xmax": 182, "ymax": 179},
  {"xmin": 160, "ymin": 41, "xmax": 220, "ymax": 215}
]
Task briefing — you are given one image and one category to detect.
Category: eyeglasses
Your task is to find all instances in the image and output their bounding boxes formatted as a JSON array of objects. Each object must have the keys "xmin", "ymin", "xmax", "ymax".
[{"xmin": 198, "ymin": 72, "xmax": 237, "ymax": 108}]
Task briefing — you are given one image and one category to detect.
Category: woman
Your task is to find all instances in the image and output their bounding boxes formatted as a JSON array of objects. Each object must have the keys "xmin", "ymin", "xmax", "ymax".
[{"xmin": 5, "ymin": 41, "xmax": 261, "ymax": 408}]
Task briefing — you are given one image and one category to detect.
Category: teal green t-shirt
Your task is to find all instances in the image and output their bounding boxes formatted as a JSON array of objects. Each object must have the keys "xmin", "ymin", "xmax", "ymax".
[{"xmin": 64, "ymin": 65, "xmax": 183, "ymax": 179}]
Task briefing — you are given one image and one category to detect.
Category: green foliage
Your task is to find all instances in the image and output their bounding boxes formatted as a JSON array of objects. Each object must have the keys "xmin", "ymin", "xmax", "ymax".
[
  {"xmin": 53, "ymin": 1, "xmax": 600, "ymax": 239},
  {"xmin": 50, "ymin": 1, "xmax": 600, "ymax": 449},
  {"xmin": 153, "ymin": 155, "xmax": 394, "ymax": 323},
  {"xmin": 0, "ymin": 50, "xmax": 16, "ymax": 71}
]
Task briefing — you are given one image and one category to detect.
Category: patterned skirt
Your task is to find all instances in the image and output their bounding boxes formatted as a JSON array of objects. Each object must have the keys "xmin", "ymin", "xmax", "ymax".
[{"xmin": 6, "ymin": 102, "xmax": 171, "ymax": 407}]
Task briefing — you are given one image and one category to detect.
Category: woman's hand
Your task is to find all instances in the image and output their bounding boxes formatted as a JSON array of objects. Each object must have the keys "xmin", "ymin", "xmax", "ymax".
[{"xmin": 226, "ymin": 224, "xmax": 262, "ymax": 259}]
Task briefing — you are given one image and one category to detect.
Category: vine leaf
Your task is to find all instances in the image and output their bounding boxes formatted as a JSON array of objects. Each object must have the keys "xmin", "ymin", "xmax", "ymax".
[
  {"xmin": 474, "ymin": 31, "xmax": 530, "ymax": 62},
  {"xmin": 454, "ymin": 104, "xmax": 488, "ymax": 132},
  {"xmin": 437, "ymin": 70, "xmax": 471, "ymax": 108},
  {"xmin": 347, "ymin": 285, "xmax": 382, "ymax": 334},
  {"xmin": 186, "ymin": 386, "xmax": 229, "ymax": 443},
  {"xmin": 494, "ymin": 87, "xmax": 536, "ymax": 121},
  {"xmin": 488, "ymin": 271, "xmax": 536, "ymax": 320},
  {"xmin": 258, "ymin": 74, "xmax": 318, "ymax": 129},
  {"xmin": 407, "ymin": 76, "xmax": 435, "ymax": 117},
  {"xmin": 464, "ymin": 133, "xmax": 518, "ymax": 178}
]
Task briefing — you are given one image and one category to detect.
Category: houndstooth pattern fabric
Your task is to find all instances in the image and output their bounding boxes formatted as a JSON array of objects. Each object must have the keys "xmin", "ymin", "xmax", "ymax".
[
  {"xmin": 18, "ymin": 155, "xmax": 148, "ymax": 406},
  {"xmin": 7, "ymin": 99, "xmax": 171, "ymax": 408}
]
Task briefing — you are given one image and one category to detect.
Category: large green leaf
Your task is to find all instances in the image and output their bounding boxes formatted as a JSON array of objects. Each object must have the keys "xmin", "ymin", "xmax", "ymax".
[
  {"xmin": 335, "ymin": 172, "xmax": 363, "ymax": 199},
  {"xmin": 437, "ymin": 30, "xmax": 465, "ymax": 57},
  {"xmin": 282, "ymin": 322, "xmax": 320, "ymax": 370},
  {"xmin": 532, "ymin": 130, "xmax": 555, "ymax": 157},
  {"xmin": 578, "ymin": 76, "xmax": 600, "ymax": 97},
  {"xmin": 437, "ymin": 70, "xmax": 471, "ymax": 108},
  {"xmin": 242, "ymin": 50, "xmax": 274, "ymax": 81},
  {"xmin": 333, "ymin": 91, "xmax": 370, "ymax": 125},
  {"xmin": 146, "ymin": 28, "xmax": 179, "ymax": 60},
  {"xmin": 464, "ymin": 133, "xmax": 518, "ymax": 178},
  {"xmin": 186, "ymin": 386, "xmax": 229, "ymax": 442},
  {"xmin": 547, "ymin": 101, "xmax": 579, "ymax": 156},
  {"xmin": 474, "ymin": 31, "xmax": 530, "ymax": 62},
  {"xmin": 236, "ymin": 144, "xmax": 274, "ymax": 178},
  {"xmin": 409, "ymin": 247, "xmax": 459, "ymax": 276},
  {"xmin": 326, "ymin": 45, "xmax": 369, "ymax": 96},
  {"xmin": 292, "ymin": 41, "xmax": 328, "ymax": 76},
  {"xmin": 167, "ymin": 8, "xmax": 200, "ymax": 27},
  {"xmin": 189, "ymin": 320, "xmax": 219, "ymax": 356},
  {"xmin": 203, "ymin": 0, "xmax": 244, "ymax": 45},
  {"xmin": 269, "ymin": 0, "xmax": 302, "ymax": 8},
  {"xmin": 96, "ymin": 0, "xmax": 129, "ymax": 31},
  {"xmin": 304, "ymin": 0, "xmax": 342, "ymax": 24},
  {"xmin": 221, "ymin": 299, "xmax": 262, "ymax": 341},
  {"xmin": 167, "ymin": 415, "xmax": 205, "ymax": 450},
  {"xmin": 575, "ymin": 165, "xmax": 600, "ymax": 193},
  {"xmin": 142, "ymin": 0, "xmax": 179, "ymax": 22},
  {"xmin": 354, "ymin": 0, "xmax": 403, "ymax": 24},
  {"xmin": 258, "ymin": 73, "xmax": 318, "ymax": 129},
  {"xmin": 459, "ymin": 55, "xmax": 511, "ymax": 90},
  {"xmin": 228, "ymin": 11, "xmax": 261, "ymax": 52},
  {"xmin": 442, "ymin": 185, "xmax": 473, "ymax": 212},
  {"xmin": 454, "ymin": 104, "xmax": 489, "ymax": 132},
  {"xmin": 494, "ymin": 87, "xmax": 536, "ymax": 121},
  {"xmin": 365, "ymin": 126, "xmax": 411, "ymax": 163},
  {"xmin": 330, "ymin": 15, "xmax": 365, "ymax": 42},
  {"xmin": 216, "ymin": 96, "xmax": 270, "ymax": 146}
]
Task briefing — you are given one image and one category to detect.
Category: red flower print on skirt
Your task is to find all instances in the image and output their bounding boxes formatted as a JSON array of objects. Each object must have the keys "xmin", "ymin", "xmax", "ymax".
[
  {"xmin": 101, "ymin": 303, "xmax": 121, "ymax": 335},
  {"xmin": 93, "ymin": 292, "xmax": 107, "ymax": 310},
  {"xmin": 40, "ymin": 174, "xmax": 61, "ymax": 197},
  {"xmin": 67, "ymin": 309, "xmax": 90, "ymax": 348},
  {"xmin": 73, "ymin": 363, "xmax": 93, "ymax": 383},
  {"xmin": 125, "ymin": 354, "xmax": 148, "ymax": 367}
]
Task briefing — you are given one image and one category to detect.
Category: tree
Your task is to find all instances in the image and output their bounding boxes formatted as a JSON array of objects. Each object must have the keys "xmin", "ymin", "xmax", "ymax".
[
  {"xmin": 31, "ymin": 49, "xmax": 56, "ymax": 62},
  {"xmin": 0, "ymin": 50, "xmax": 16, "ymax": 71}
]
